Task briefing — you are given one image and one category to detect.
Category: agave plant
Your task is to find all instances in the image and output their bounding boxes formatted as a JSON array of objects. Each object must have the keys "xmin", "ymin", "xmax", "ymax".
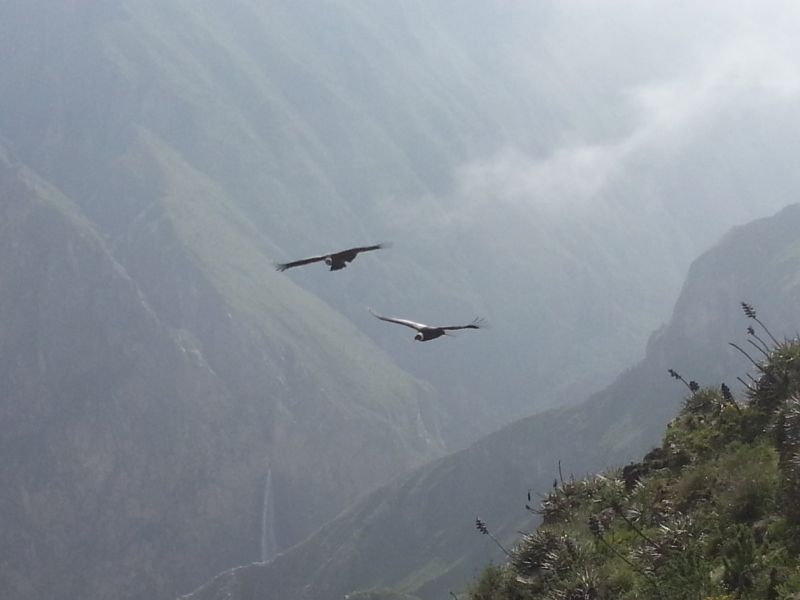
[{"xmin": 512, "ymin": 530, "xmax": 580, "ymax": 580}]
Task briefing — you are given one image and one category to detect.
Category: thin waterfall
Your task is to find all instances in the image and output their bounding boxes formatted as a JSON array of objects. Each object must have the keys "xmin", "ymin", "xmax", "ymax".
[{"xmin": 260, "ymin": 467, "xmax": 278, "ymax": 562}]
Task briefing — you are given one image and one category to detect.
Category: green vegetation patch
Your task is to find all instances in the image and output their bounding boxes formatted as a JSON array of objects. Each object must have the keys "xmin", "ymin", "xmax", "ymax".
[{"xmin": 469, "ymin": 339, "xmax": 800, "ymax": 600}]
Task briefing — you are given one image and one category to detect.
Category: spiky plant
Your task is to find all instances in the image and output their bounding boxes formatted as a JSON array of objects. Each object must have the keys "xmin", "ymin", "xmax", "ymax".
[
  {"xmin": 512, "ymin": 530, "xmax": 580, "ymax": 581},
  {"xmin": 668, "ymin": 369, "xmax": 699, "ymax": 394},
  {"xmin": 747, "ymin": 325, "xmax": 772, "ymax": 355},
  {"xmin": 545, "ymin": 567, "xmax": 599, "ymax": 600},
  {"xmin": 538, "ymin": 479, "xmax": 601, "ymax": 525},
  {"xmin": 751, "ymin": 340, "xmax": 800, "ymax": 411},
  {"xmin": 682, "ymin": 388, "xmax": 723, "ymax": 417},
  {"xmin": 476, "ymin": 517, "xmax": 511, "ymax": 556},
  {"xmin": 741, "ymin": 302, "xmax": 779, "ymax": 346},
  {"xmin": 721, "ymin": 525, "xmax": 757, "ymax": 593}
]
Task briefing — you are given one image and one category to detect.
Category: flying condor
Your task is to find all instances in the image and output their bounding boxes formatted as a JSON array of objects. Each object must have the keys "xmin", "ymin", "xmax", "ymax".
[
  {"xmin": 275, "ymin": 244, "xmax": 386, "ymax": 272},
  {"xmin": 369, "ymin": 309, "xmax": 485, "ymax": 342}
]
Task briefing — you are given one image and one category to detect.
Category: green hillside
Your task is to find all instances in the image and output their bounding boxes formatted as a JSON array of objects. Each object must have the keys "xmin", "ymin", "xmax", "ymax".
[{"xmin": 470, "ymin": 334, "xmax": 800, "ymax": 599}]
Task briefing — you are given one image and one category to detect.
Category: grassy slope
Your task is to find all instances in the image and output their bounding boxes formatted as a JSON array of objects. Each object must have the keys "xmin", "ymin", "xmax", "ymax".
[
  {"xmin": 0, "ymin": 146, "xmax": 241, "ymax": 598},
  {"xmin": 0, "ymin": 146, "xmax": 95, "ymax": 237},
  {"xmin": 132, "ymin": 128, "xmax": 433, "ymax": 425},
  {"xmin": 470, "ymin": 339, "xmax": 800, "ymax": 599}
]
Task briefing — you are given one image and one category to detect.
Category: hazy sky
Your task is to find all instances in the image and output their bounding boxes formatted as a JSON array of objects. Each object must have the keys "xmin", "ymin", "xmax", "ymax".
[{"xmin": 453, "ymin": 1, "xmax": 800, "ymax": 215}]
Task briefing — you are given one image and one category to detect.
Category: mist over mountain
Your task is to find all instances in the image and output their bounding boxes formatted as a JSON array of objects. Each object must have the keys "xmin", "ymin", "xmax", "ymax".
[
  {"xmin": 186, "ymin": 204, "xmax": 800, "ymax": 600},
  {"xmin": 1, "ymin": 1, "xmax": 800, "ymax": 599},
  {"xmin": 3, "ymin": 1, "xmax": 800, "ymax": 445}
]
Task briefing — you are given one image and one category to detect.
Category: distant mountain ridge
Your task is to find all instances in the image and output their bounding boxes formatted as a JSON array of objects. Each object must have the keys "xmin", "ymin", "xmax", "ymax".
[{"xmin": 184, "ymin": 204, "xmax": 800, "ymax": 599}]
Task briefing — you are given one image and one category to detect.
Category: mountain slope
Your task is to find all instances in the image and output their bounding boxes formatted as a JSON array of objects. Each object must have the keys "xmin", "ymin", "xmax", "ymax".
[
  {"xmin": 0, "ymin": 146, "xmax": 240, "ymax": 598},
  {"xmin": 0, "ymin": 142, "xmax": 440, "ymax": 600},
  {"xmin": 185, "ymin": 204, "xmax": 800, "ymax": 599}
]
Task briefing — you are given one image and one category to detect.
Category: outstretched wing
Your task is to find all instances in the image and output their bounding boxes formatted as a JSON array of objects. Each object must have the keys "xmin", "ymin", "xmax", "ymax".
[
  {"xmin": 274, "ymin": 253, "xmax": 329, "ymax": 272},
  {"xmin": 333, "ymin": 243, "xmax": 387, "ymax": 262},
  {"xmin": 276, "ymin": 243, "xmax": 386, "ymax": 271},
  {"xmin": 441, "ymin": 317, "xmax": 486, "ymax": 331},
  {"xmin": 368, "ymin": 308, "xmax": 427, "ymax": 332}
]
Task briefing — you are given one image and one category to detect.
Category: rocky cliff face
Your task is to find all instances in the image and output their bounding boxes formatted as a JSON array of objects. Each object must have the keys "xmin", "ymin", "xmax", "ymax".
[{"xmin": 1, "ymin": 149, "xmax": 231, "ymax": 598}]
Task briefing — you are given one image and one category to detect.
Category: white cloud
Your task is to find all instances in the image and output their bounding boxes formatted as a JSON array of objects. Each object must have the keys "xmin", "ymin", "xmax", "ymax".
[{"xmin": 455, "ymin": 5, "xmax": 800, "ymax": 214}]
